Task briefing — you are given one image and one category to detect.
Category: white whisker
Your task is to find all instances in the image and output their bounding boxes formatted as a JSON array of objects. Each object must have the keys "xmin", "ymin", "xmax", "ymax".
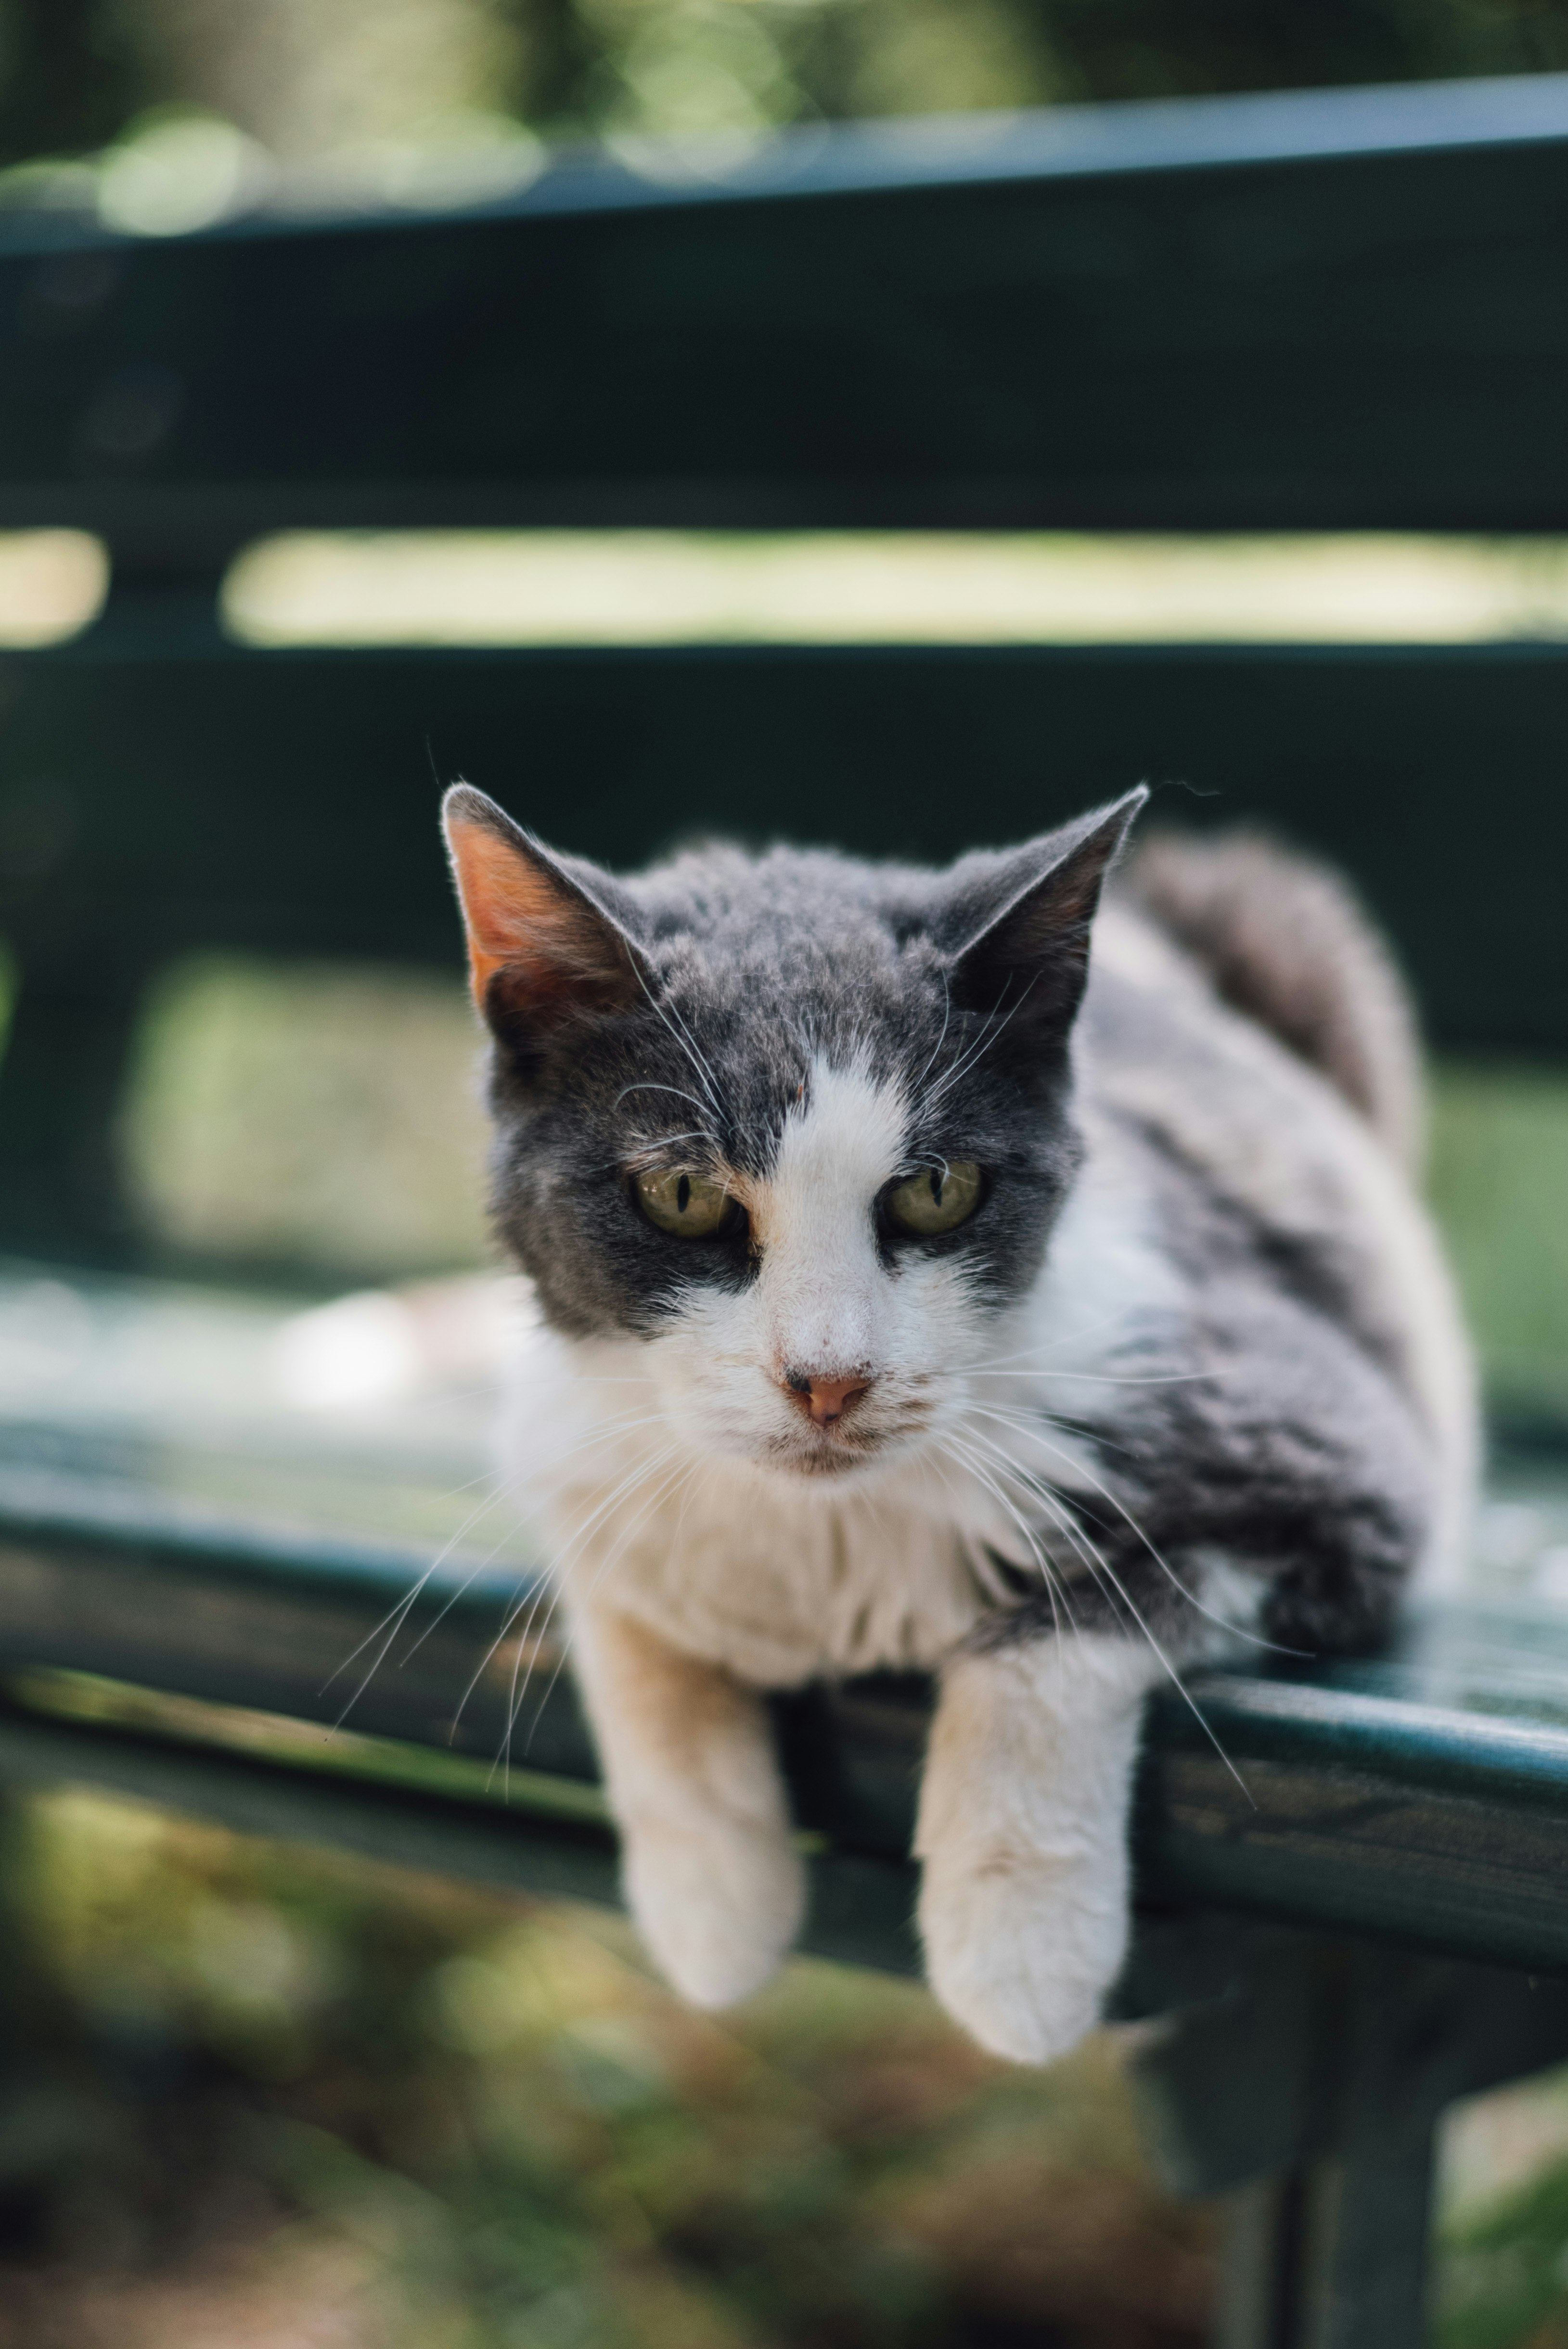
[
  {"xmin": 961, "ymin": 1422, "xmax": 1254, "ymax": 1801},
  {"xmin": 323, "ymin": 1474, "xmax": 518, "ymax": 1724},
  {"xmin": 964, "ymin": 1366, "xmax": 1216, "ymax": 1387},
  {"xmin": 516, "ymin": 1453, "xmax": 699, "ymax": 1771},
  {"xmin": 459, "ymin": 1437, "xmax": 683, "ymax": 1760},
  {"xmin": 909, "ymin": 970, "xmax": 953, "ymax": 1100},
  {"xmin": 966, "ymin": 1405, "xmax": 1308, "ymax": 1662},
  {"xmin": 499, "ymin": 1449, "xmax": 692, "ymax": 1786},
  {"xmin": 940, "ymin": 1432, "xmax": 1078, "ymax": 1638},
  {"xmin": 630, "ymin": 956, "xmax": 729, "ymax": 1129},
  {"xmin": 446, "ymin": 1422, "xmax": 679, "ymax": 1738}
]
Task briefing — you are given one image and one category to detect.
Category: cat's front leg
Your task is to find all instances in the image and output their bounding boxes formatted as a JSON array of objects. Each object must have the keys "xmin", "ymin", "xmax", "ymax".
[
  {"xmin": 569, "ymin": 1601, "xmax": 805, "ymax": 2009},
  {"xmin": 915, "ymin": 1634, "xmax": 1162, "ymax": 2066}
]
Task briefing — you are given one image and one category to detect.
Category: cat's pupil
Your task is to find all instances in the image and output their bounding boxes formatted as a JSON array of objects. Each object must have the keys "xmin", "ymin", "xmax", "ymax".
[
  {"xmin": 677, "ymin": 1175, "xmax": 691, "ymax": 1215},
  {"xmin": 930, "ymin": 1172, "xmax": 943, "ymax": 1204}
]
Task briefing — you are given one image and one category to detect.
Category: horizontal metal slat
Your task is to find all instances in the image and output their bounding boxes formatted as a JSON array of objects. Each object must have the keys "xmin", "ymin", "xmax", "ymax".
[
  {"xmin": 6, "ymin": 78, "xmax": 1568, "ymax": 549},
  {"xmin": 3, "ymin": 636, "xmax": 1565, "ymax": 1050}
]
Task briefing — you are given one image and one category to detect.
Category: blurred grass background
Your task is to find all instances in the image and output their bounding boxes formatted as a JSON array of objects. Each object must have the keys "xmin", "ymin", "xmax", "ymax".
[
  {"xmin": 1430, "ymin": 1069, "xmax": 1568, "ymax": 1437},
  {"xmin": 0, "ymin": 1784, "xmax": 1215, "ymax": 2349}
]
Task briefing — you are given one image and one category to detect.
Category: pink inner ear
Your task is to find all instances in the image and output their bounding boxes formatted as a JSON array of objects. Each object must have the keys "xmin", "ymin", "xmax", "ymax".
[
  {"xmin": 445, "ymin": 812, "xmax": 638, "ymax": 1029},
  {"xmin": 447, "ymin": 816, "xmax": 574, "ymax": 1008}
]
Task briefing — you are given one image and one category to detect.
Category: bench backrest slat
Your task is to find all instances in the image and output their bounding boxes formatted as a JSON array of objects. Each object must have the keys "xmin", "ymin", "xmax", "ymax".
[
  {"xmin": 0, "ymin": 638, "xmax": 1558, "ymax": 1049},
  {"xmin": 7, "ymin": 77, "xmax": 1568, "ymax": 555}
]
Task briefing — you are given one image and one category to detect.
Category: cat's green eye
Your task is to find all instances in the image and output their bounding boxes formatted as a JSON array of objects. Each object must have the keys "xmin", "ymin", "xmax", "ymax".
[
  {"xmin": 634, "ymin": 1167, "xmax": 738, "ymax": 1239},
  {"xmin": 886, "ymin": 1161, "xmax": 985, "ymax": 1237}
]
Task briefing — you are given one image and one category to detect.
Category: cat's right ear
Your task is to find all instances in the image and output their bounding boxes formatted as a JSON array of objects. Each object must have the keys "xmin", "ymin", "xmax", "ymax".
[
  {"xmin": 943, "ymin": 788, "xmax": 1147, "ymax": 1051},
  {"xmin": 441, "ymin": 785, "xmax": 649, "ymax": 1045}
]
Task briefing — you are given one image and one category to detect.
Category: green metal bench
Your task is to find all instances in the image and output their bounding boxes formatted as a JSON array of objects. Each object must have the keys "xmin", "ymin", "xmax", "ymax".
[{"xmin": 5, "ymin": 67, "xmax": 1568, "ymax": 2346}]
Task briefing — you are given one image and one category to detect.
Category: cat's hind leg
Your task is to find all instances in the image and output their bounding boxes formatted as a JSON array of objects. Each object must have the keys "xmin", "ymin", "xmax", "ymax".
[
  {"xmin": 916, "ymin": 1634, "xmax": 1162, "ymax": 2066},
  {"xmin": 569, "ymin": 1602, "xmax": 805, "ymax": 2009}
]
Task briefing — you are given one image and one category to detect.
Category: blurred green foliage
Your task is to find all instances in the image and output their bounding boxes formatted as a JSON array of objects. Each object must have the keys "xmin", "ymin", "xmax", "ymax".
[
  {"xmin": 11, "ymin": 0, "xmax": 1568, "ymax": 173},
  {"xmin": 121, "ymin": 956, "xmax": 489, "ymax": 1281},
  {"xmin": 1429, "ymin": 1065, "xmax": 1568, "ymax": 1437},
  {"xmin": 6, "ymin": 1760, "xmax": 1568, "ymax": 2349},
  {"xmin": 1440, "ymin": 2151, "xmax": 1568, "ymax": 2349},
  {"xmin": 0, "ymin": 1783, "xmax": 1213, "ymax": 2345}
]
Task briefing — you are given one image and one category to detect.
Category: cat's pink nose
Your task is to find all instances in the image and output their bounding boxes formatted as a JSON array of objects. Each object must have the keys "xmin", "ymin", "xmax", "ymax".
[{"xmin": 786, "ymin": 1372, "xmax": 874, "ymax": 1428}]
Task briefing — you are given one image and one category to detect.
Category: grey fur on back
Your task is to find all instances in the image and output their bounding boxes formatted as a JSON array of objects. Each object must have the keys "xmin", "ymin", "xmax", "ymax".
[{"xmin": 1126, "ymin": 830, "xmax": 1425, "ymax": 1171}]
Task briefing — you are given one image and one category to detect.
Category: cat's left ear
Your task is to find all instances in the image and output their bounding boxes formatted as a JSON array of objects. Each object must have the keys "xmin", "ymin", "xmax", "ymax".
[
  {"xmin": 947, "ymin": 787, "xmax": 1148, "ymax": 1045},
  {"xmin": 441, "ymin": 783, "xmax": 650, "ymax": 1045}
]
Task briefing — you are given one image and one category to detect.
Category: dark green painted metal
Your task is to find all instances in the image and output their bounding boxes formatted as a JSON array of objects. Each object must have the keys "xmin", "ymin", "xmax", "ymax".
[
  {"xmin": 14, "ymin": 625, "xmax": 1568, "ymax": 1250},
  {"xmin": 1137, "ymin": 1606, "xmax": 1568, "ymax": 1972},
  {"xmin": 9, "ymin": 78, "xmax": 1568, "ymax": 548},
  {"xmin": 0, "ymin": 962, "xmax": 155, "ymax": 1254},
  {"xmin": 0, "ymin": 1455, "xmax": 600, "ymax": 1784},
  {"xmin": 3, "ymin": 633, "xmax": 1566, "ymax": 1041},
  {"xmin": 1125, "ymin": 1931, "xmax": 1568, "ymax": 2349}
]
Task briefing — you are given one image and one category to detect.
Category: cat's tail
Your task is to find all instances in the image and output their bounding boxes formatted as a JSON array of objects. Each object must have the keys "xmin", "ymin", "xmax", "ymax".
[{"xmin": 1126, "ymin": 829, "xmax": 1424, "ymax": 1171}]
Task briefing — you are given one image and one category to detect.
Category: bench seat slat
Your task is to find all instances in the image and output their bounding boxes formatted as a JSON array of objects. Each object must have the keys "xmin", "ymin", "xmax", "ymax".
[
  {"xmin": 1142, "ymin": 1616, "xmax": 1568, "ymax": 1973},
  {"xmin": 0, "ymin": 1457, "xmax": 598, "ymax": 1784}
]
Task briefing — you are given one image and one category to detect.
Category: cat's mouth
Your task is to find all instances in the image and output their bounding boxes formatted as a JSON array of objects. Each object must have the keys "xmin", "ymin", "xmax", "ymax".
[
  {"xmin": 766, "ymin": 1412, "xmax": 928, "ymax": 1478},
  {"xmin": 779, "ymin": 1440, "xmax": 879, "ymax": 1477}
]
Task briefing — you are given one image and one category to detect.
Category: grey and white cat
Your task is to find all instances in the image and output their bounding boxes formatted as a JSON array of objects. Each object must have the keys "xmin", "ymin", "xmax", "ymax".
[{"xmin": 442, "ymin": 783, "xmax": 1474, "ymax": 2067}]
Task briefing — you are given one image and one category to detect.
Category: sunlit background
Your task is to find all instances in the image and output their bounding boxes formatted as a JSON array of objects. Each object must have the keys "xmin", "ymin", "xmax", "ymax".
[
  {"xmin": 4, "ymin": 2, "xmax": 1568, "ymax": 2344},
  {"xmin": 12, "ymin": 0, "xmax": 1568, "ymax": 218}
]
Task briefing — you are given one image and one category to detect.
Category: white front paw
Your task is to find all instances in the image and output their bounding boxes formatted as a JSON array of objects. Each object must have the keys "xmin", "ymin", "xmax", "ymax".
[
  {"xmin": 622, "ymin": 1815, "xmax": 805, "ymax": 2010},
  {"xmin": 919, "ymin": 1853, "xmax": 1126, "ymax": 2067}
]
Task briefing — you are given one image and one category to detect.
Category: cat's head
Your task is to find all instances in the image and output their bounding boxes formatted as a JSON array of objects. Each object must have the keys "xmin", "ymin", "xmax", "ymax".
[{"xmin": 443, "ymin": 785, "xmax": 1144, "ymax": 1483}]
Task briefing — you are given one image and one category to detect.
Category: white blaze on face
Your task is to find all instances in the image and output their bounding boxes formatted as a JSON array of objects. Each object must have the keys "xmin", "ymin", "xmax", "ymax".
[{"xmin": 748, "ymin": 1058, "xmax": 907, "ymax": 1381}]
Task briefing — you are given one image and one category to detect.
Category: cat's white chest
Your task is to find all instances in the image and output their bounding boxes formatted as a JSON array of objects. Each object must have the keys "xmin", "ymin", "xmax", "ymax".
[
  {"xmin": 499, "ymin": 1281, "xmax": 989, "ymax": 1679},
  {"xmin": 542, "ymin": 1435, "xmax": 987, "ymax": 1682}
]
